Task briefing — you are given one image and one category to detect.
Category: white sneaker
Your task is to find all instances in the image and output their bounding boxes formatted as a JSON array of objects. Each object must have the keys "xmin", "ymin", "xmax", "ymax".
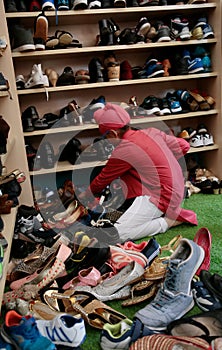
[
  {"xmin": 36, "ymin": 314, "xmax": 86, "ymax": 347},
  {"xmin": 25, "ymin": 64, "xmax": 46, "ymax": 89},
  {"xmin": 202, "ymin": 132, "xmax": 214, "ymax": 146},
  {"xmin": 189, "ymin": 133, "xmax": 204, "ymax": 147}
]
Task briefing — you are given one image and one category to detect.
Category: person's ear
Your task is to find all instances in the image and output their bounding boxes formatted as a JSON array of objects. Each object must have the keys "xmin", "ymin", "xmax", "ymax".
[{"xmin": 106, "ymin": 129, "xmax": 118, "ymax": 138}]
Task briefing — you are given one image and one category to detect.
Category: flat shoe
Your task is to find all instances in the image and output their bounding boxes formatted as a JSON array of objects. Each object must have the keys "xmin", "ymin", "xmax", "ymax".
[
  {"xmin": 167, "ymin": 308, "xmax": 222, "ymax": 343},
  {"xmin": 193, "ymin": 227, "xmax": 212, "ymax": 275}
]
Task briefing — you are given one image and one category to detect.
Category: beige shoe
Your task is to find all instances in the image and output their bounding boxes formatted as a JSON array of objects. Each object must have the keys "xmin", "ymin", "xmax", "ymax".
[{"xmin": 107, "ymin": 62, "xmax": 120, "ymax": 81}]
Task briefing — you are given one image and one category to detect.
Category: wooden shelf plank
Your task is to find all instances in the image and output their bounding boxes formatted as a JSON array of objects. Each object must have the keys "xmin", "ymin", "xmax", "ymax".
[
  {"xmin": 11, "ymin": 39, "xmax": 217, "ymax": 58},
  {"xmin": 17, "ymin": 72, "xmax": 218, "ymax": 95}
]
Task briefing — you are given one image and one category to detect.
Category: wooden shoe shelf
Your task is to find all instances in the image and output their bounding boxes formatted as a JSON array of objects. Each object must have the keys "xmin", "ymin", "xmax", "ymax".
[{"xmin": 0, "ymin": 0, "xmax": 221, "ymax": 310}]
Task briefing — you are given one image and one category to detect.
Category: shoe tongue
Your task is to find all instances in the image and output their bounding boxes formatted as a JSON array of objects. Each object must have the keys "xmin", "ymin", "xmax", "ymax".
[
  {"xmin": 170, "ymin": 258, "xmax": 181, "ymax": 266},
  {"xmin": 120, "ymin": 320, "xmax": 131, "ymax": 333}
]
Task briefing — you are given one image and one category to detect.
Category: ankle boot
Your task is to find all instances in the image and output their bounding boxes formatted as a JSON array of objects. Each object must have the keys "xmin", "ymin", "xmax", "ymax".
[
  {"xmin": 108, "ymin": 18, "xmax": 121, "ymax": 44},
  {"xmin": 88, "ymin": 58, "xmax": 104, "ymax": 83},
  {"xmin": 99, "ymin": 19, "xmax": 114, "ymax": 46}
]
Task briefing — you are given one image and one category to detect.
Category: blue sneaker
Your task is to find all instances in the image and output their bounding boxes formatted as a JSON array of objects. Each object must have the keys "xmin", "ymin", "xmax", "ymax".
[
  {"xmin": 166, "ymin": 93, "xmax": 182, "ymax": 114},
  {"xmin": 0, "ymin": 335, "xmax": 13, "ymax": 350},
  {"xmin": 192, "ymin": 277, "xmax": 222, "ymax": 312},
  {"xmin": 145, "ymin": 58, "xmax": 164, "ymax": 78},
  {"xmin": 188, "ymin": 57, "xmax": 204, "ymax": 74},
  {"xmin": 57, "ymin": 0, "xmax": 70, "ymax": 10},
  {"xmin": 1, "ymin": 310, "xmax": 56, "ymax": 350}
]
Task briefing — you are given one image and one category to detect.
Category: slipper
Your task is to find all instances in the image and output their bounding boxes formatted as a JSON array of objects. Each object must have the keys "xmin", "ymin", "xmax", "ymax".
[
  {"xmin": 45, "ymin": 36, "xmax": 59, "ymax": 49},
  {"xmin": 55, "ymin": 30, "xmax": 73, "ymax": 47},
  {"xmin": 167, "ymin": 308, "xmax": 222, "ymax": 343},
  {"xmin": 193, "ymin": 228, "xmax": 212, "ymax": 275}
]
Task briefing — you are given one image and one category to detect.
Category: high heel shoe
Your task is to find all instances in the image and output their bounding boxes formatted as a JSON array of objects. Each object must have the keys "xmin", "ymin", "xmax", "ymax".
[
  {"xmin": 45, "ymin": 68, "xmax": 59, "ymax": 87},
  {"xmin": 108, "ymin": 18, "xmax": 121, "ymax": 44},
  {"xmin": 52, "ymin": 200, "xmax": 78, "ymax": 221}
]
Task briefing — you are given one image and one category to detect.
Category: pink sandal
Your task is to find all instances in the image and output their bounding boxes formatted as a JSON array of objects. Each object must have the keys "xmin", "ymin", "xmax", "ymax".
[{"xmin": 63, "ymin": 266, "xmax": 101, "ymax": 290}]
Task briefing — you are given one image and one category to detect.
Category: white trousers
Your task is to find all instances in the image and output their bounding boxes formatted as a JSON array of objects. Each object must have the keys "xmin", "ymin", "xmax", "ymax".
[{"xmin": 114, "ymin": 195, "xmax": 168, "ymax": 242}]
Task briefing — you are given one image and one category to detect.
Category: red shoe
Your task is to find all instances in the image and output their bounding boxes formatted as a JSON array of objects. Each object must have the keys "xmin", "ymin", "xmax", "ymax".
[{"xmin": 193, "ymin": 227, "xmax": 212, "ymax": 276}]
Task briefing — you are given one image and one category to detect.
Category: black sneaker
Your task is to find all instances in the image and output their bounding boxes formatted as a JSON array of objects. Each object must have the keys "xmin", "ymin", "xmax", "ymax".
[
  {"xmin": 155, "ymin": 21, "xmax": 171, "ymax": 42},
  {"xmin": 140, "ymin": 95, "xmax": 161, "ymax": 115},
  {"xmin": 25, "ymin": 143, "xmax": 37, "ymax": 158},
  {"xmin": 171, "ymin": 53, "xmax": 189, "ymax": 75},
  {"xmin": 158, "ymin": 98, "xmax": 171, "ymax": 115},
  {"xmin": 57, "ymin": 66, "xmax": 75, "ymax": 86},
  {"xmin": 10, "ymin": 24, "xmax": 35, "ymax": 52},
  {"xmin": 0, "ymin": 72, "xmax": 9, "ymax": 91},
  {"xmin": 82, "ymin": 95, "xmax": 106, "ymax": 123}
]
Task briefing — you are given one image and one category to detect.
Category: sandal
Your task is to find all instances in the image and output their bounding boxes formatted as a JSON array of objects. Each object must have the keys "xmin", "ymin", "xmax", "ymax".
[
  {"xmin": 188, "ymin": 90, "xmax": 211, "ymax": 111},
  {"xmin": 143, "ymin": 257, "xmax": 167, "ymax": 280},
  {"xmin": 121, "ymin": 280, "xmax": 158, "ymax": 307},
  {"xmin": 42, "ymin": 289, "xmax": 127, "ymax": 329},
  {"xmin": 160, "ymin": 234, "xmax": 183, "ymax": 255},
  {"xmin": 55, "ymin": 30, "xmax": 73, "ymax": 47},
  {"xmin": 167, "ymin": 308, "xmax": 222, "ymax": 342}
]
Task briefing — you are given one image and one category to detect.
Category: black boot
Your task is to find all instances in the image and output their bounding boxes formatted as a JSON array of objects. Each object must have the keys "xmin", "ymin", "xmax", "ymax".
[
  {"xmin": 88, "ymin": 57, "xmax": 104, "ymax": 83},
  {"xmin": 99, "ymin": 19, "xmax": 114, "ymax": 46},
  {"xmin": 108, "ymin": 18, "xmax": 121, "ymax": 44}
]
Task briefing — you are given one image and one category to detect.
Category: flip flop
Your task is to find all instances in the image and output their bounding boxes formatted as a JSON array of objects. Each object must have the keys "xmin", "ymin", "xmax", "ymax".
[{"xmin": 55, "ymin": 30, "xmax": 73, "ymax": 47}]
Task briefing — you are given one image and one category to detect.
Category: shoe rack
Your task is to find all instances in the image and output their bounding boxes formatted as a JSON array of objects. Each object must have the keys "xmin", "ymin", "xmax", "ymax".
[{"xmin": 0, "ymin": 0, "xmax": 221, "ymax": 306}]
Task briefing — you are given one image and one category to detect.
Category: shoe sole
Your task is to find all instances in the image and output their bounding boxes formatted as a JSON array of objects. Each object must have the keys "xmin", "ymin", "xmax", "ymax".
[
  {"xmin": 137, "ymin": 23, "xmax": 151, "ymax": 36},
  {"xmin": 157, "ymin": 36, "xmax": 171, "ymax": 42},
  {"xmin": 42, "ymin": 1, "xmax": 55, "ymax": 10},
  {"xmin": 188, "ymin": 67, "xmax": 204, "ymax": 74},
  {"xmin": 13, "ymin": 44, "xmax": 35, "ymax": 52},
  {"xmin": 144, "ymin": 107, "xmax": 160, "ymax": 115},
  {"xmin": 147, "ymin": 69, "xmax": 164, "ymax": 78}
]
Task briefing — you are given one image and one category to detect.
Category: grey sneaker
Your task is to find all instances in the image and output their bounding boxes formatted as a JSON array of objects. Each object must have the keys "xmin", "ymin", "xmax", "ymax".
[
  {"xmin": 135, "ymin": 238, "xmax": 205, "ymax": 330},
  {"xmin": 11, "ymin": 25, "xmax": 35, "ymax": 52}
]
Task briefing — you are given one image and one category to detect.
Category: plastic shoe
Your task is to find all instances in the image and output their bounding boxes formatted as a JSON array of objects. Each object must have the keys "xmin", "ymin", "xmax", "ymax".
[
  {"xmin": 100, "ymin": 318, "xmax": 156, "ymax": 350},
  {"xmin": 192, "ymin": 276, "xmax": 222, "ymax": 311},
  {"xmin": 1, "ymin": 310, "xmax": 56, "ymax": 350},
  {"xmin": 33, "ymin": 12, "xmax": 48, "ymax": 50},
  {"xmin": 11, "ymin": 25, "xmax": 35, "ymax": 52},
  {"xmin": 25, "ymin": 64, "xmax": 46, "ymax": 89},
  {"xmin": 36, "ymin": 314, "xmax": 86, "ymax": 347},
  {"xmin": 42, "ymin": 0, "xmax": 55, "ymax": 10},
  {"xmin": 135, "ymin": 239, "xmax": 205, "ymax": 330}
]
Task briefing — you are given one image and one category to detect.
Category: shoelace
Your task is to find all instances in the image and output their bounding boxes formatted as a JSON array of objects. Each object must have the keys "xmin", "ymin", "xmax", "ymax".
[
  {"xmin": 164, "ymin": 259, "xmax": 181, "ymax": 292},
  {"xmin": 20, "ymin": 318, "xmax": 40, "ymax": 342}
]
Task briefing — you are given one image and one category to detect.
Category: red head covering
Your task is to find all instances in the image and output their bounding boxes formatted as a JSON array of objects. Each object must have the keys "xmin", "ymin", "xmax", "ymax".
[{"xmin": 93, "ymin": 103, "xmax": 131, "ymax": 134}]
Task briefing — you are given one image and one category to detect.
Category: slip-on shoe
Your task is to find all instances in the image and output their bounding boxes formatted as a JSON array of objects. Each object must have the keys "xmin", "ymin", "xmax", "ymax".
[{"xmin": 74, "ymin": 261, "xmax": 144, "ymax": 301}]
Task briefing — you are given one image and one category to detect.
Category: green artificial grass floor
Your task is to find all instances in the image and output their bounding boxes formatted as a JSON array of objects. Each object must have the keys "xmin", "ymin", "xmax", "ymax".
[{"xmin": 81, "ymin": 193, "xmax": 222, "ymax": 350}]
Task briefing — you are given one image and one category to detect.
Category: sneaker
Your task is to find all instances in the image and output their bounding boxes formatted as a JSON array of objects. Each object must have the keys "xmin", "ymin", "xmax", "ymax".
[
  {"xmin": 57, "ymin": 0, "xmax": 70, "ymax": 9},
  {"xmin": 170, "ymin": 17, "xmax": 191, "ymax": 41},
  {"xmin": 29, "ymin": 0, "xmax": 42, "ymax": 11},
  {"xmin": 0, "ymin": 72, "xmax": 9, "ymax": 91},
  {"xmin": 166, "ymin": 93, "xmax": 182, "ymax": 114},
  {"xmin": 1, "ymin": 310, "xmax": 56, "ymax": 350},
  {"xmin": 196, "ymin": 123, "xmax": 214, "ymax": 146},
  {"xmin": 136, "ymin": 17, "xmax": 151, "ymax": 36},
  {"xmin": 140, "ymin": 95, "xmax": 161, "ymax": 115},
  {"xmin": 135, "ymin": 238, "xmax": 205, "ymax": 330},
  {"xmin": 100, "ymin": 318, "xmax": 156, "ymax": 350},
  {"xmin": 33, "ymin": 12, "xmax": 48, "ymax": 50},
  {"xmin": 158, "ymin": 98, "xmax": 171, "ymax": 115},
  {"xmin": 0, "ymin": 334, "xmax": 13, "ymax": 350},
  {"xmin": 143, "ymin": 58, "xmax": 164, "ymax": 78},
  {"xmin": 189, "ymin": 133, "xmax": 204, "ymax": 147},
  {"xmin": 82, "ymin": 95, "xmax": 105, "ymax": 123},
  {"xmin": 11, "ymin": 24, "xmax": 35, "ymax": 52},
  {"xmin": 187, "ymin": 58, "xmax": 204, "ymax": 74},
  {"xmin": 16, "ymin": 75, "xmax": 26, "ymax": 89},
  {"xmin": 39, "ymin": 141, "xmax": 55, "ymax": 169},
  {"xmin": 194, "ymin": 17, "xmax": 214, "ymax": 39},
  {"xmin": 191, "ymin": 277, "xmax": 222, "ymax": 312},
  {"xmin": 72, "ymin": 0, "xmax": 88, "ymax": 9},
  {"xmin": 172, "ymin": 53, "xmax": 188, "ymax": 75},
  {"xmin": 0, "ymin": 36, "xmax": 7, "ymax": 52},
  {"xmin": 138, "ymin": 0, "xmax": 159, "ymax": 5},
  {"xmin": 42, "ymin": 0, "xmax": 55, "ymax": 10},
  {"xmin": 36, "ymin": 315, "xmax": 86, "ymax": 347},
  {"xmin": 88, "ymin": 57, "xmax": 104, "ymax": 83},
  {"xmin": 25, "ymin": 64, "xmax": 46, "ymax": 88},
  {"xmin": 57, "ymin": 66, "xmax": 75, "ymax": 86},
  {"xmin": 155, "ymin": 21, "xmax": 171, "ymax": 42}
]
